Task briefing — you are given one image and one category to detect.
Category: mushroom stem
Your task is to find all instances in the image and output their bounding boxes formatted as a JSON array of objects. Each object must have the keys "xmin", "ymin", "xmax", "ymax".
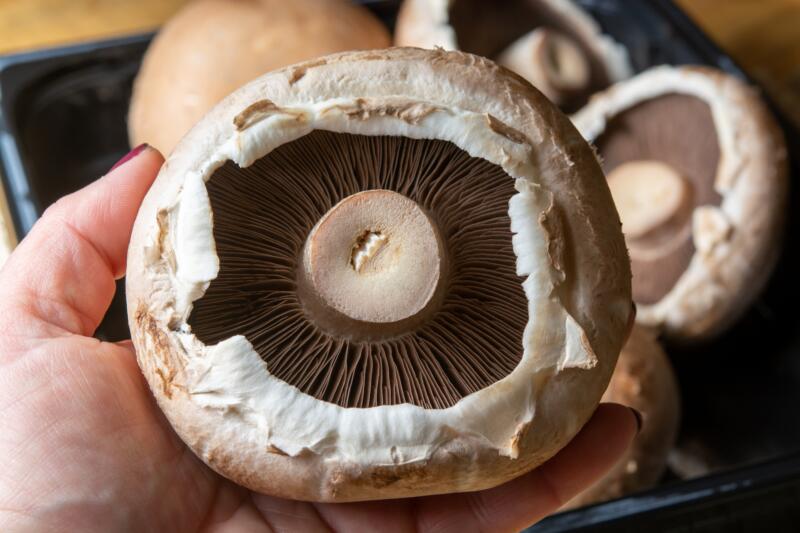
[
  {"xmin": 497, "ymin": 28, "xmax": 590, "ymax": 105},
  {"xmin": 607, "ymin": 160, "xmax": 693, "ymax": 240},
  {"xmin": 302, "ymin": 189, "xmax": 444, "ymax": 324}
]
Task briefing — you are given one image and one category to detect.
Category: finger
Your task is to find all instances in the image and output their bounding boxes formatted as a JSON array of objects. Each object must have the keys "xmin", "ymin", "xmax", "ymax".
[
  {"xmin": 312, "ymin": 497, "xmax": 417, "ymax": 533},
  {"xmin": 532, "ymin": 403, "xmax": 640, "ymax": 506},
  {"xmin": 415, "ymin": 403, "xmax": 639, "ymax": 533},
  {"xmin": 0, "ymin": 145, "xmax": 163, "ymax": 337},
  {"xmin": 252, "ymin": 493, "xmax": 341, "ymax": 533}
]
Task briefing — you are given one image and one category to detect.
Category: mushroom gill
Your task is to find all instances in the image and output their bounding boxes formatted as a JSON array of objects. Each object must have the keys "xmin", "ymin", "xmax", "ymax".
[
  {"xmin": 188, "ymin": 131, "xmax": 528, "ymax": 409},
  {"xmin": 447, "ymin": 0, "xmax": 610, "ymax": 111},
  {"xmin": 595, "ymin": 94, "xmax": 722, "ymax": 305}
]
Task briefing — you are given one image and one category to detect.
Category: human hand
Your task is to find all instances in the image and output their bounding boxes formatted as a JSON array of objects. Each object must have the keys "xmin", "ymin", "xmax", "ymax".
[{"xmin": 0, "ymin": 145, "xmax": 639, "ymax": 532}]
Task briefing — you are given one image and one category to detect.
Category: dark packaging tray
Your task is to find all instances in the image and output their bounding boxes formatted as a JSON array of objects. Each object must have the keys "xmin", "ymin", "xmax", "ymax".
[{"xmin": 1, "ymin": 1, "xmax": 798, "ymax": 530}]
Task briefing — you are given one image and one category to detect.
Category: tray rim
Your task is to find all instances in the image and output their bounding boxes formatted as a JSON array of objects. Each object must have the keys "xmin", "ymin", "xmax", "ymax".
[
  {"xmin": 0, "ymin": 32, "xmax": 154, "ymax": 236},
  {"xmin": 0, "ymin": 32, "xmax": 154, "ymax": 73}
]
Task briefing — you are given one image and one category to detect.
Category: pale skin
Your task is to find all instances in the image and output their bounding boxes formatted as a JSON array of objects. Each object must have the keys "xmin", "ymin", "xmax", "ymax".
[{"xmin": 0, "ymin": 146, "xmax": 638, "ymax": 532}]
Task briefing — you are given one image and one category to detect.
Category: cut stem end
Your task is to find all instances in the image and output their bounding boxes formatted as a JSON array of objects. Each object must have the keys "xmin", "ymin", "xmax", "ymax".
[{"xmin": 303, "ymin": 189, "xmax": 444, "ymax": 324}]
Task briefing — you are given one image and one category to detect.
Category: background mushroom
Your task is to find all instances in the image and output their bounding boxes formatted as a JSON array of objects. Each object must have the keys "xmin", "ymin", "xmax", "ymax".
[
  {"xmin": 126, "ymin": 48, "xmax": 632, "ymax": 501},
  {"xmin": 128, "ymin": 0, "xmax": 390, "ymax": 155},
  {"xmin": 565, "ymin": 325, "xmax": 681, "ymax": 508},
  {"xmin": 395, "ymin": 0, "xmax": 631, "ymax": 111},
  {"xmin": 573, "ymin": 66, "xmax": 788, "ymax": 341}
]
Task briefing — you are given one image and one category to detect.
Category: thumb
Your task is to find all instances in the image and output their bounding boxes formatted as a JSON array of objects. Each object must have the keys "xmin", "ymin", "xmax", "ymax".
[{"xmin": 1, "ymin": 145, "xmax": 163, "ymax": 337}]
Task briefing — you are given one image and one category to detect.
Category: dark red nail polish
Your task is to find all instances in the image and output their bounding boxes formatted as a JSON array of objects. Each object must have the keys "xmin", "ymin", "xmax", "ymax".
[
  {"xmin": 630, "ymin": 407, "xmax": 643, "ymax": 434},
  {"xmin": 111, "ymin": 143, "xmax": 149, "ymax": 171}
]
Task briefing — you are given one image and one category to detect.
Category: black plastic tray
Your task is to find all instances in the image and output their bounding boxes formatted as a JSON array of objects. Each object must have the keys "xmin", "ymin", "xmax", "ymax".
[{"xmin": 1, "ymin": 1, "xmax": 798, "ymax": 530}]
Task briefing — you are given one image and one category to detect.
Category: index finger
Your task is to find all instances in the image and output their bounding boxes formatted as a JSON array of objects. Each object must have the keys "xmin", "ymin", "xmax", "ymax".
[{"xmin": 0, "ymin": 145, "xmax": 163, "ymax": 338}]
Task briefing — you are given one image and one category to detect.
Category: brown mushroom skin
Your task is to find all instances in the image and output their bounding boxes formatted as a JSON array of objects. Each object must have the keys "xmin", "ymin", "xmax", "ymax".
[
  {"xmin": 128, "ymin": 0, "xmax": 390, "ymax": 155},
  {"xmin": 565, "ymin": 326, "xmax": 680, "ymax": 509}
]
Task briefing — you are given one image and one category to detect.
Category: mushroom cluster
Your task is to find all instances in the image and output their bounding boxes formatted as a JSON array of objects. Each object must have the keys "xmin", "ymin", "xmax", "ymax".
[
  {"xmin": 395, "ymin": 0, "xmax": 631, "ymax": 111},
  {"xmin": 126, "ymin": 48, "xmax": 632, "ymax": 502},
  {"xmin": 128, "ymin": 0, "xmax": 390, "ymax": 155},
  {"xmin": 573, "ymin": 66, "xmax": 788, "ymax": 341}
]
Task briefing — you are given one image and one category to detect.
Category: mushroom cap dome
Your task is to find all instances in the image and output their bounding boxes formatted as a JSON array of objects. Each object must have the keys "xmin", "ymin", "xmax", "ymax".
[
  {"xmin": 126, "ymin": 47, "xmax": 632, "ymax": 502},
  {"xmin": 128, "ymin": 0, "xmax": 391, "ymax": 155},
  {"xmin": 573, "ymin": 66, "xmax": 788, "ymax": 341}
]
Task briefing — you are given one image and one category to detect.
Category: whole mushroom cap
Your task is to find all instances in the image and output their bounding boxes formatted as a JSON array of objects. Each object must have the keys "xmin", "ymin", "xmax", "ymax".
[
  {"xmin": 573, "ymin": 66, "xmax": 789, "ymax": 341},
  {"xmin": 128, "ymin": 0, "xmax": 390, "ymax": 155},
  {"xmin": 126, "ymin": 47, "xmax": 632, "ymax": 502},
  {"xmin": 565, "ymin": 325, "xmax": 680, "ymax": 508}
]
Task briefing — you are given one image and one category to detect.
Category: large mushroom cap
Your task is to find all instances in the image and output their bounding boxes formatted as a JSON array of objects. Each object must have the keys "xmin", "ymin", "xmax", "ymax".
[
  {"xmin": 128, "ymin": 0, "xmax": 390, "ymax": 155},
  {"xmin": 126, "ymin": 47, "xmax": 632, "ymax": 502},
  {"xmin": 565, "ymin": 325, "xmax": 680, "ymax": 508},
  {"xmin": 573, "ymin": 66, "xmax": 789, "ymax": 341},
  {"xmin": 395, "ymin": 0, "xmax": 631, "ymax": 111}
]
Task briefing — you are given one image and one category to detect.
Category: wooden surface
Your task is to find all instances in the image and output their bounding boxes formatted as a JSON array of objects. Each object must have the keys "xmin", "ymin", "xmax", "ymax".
[
  {"xmin": 0, "ymin": 0, "xmax": 187, "ymax": 52},
  {"xmin": 0, "ymin": 0, "xmax": 798, "ymax": 122}
]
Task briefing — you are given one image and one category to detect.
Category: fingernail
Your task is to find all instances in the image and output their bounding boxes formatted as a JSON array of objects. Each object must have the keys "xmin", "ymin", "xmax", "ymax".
[
  {"xmin": 629, "ymin": 407, "xmax": 643, "ymax": 434},
  {"xmin": 111, "ymin": 143, "xmax": 149, "ymax": 171}
]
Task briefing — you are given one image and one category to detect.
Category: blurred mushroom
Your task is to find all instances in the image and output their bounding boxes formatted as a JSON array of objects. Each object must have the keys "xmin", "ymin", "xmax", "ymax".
[
  {"xmin": 573, "ymin": 66, "xmax": 789, "ymax": 341},
  {"xmin": 496, "ymin": 28, "xmax": 591, "ymax": 107},
  {"xmin": 667, "ymin": 439, "xmax": 717, "ymax": 480},
  {"xmin": 395, "ymin": 0, "xmax": 630, "ymax": 111},
  {"xmin": 128, "ymin": 0, "xmax": 390, "ymax": 154},
  {"xmin": 566, "ymin": 325, "xmax": 680, "ymax": 508}
]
